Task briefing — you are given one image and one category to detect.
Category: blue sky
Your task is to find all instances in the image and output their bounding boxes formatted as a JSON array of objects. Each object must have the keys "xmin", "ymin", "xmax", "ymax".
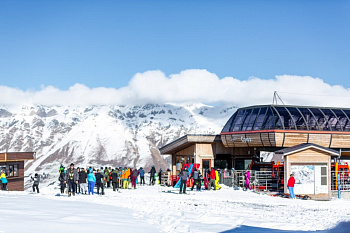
[{"xmin": 1, "ymin": 1, "xmax": 350, "ymax": 91}]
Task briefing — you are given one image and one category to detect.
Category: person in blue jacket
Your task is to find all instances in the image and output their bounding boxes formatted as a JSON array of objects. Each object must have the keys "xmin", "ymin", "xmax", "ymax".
[
  {"xmin": 87, "ymin": 168, "xmax": 96, "ymax": 195},
  {"xmin": 139, "ymin": 167, "xmax": 145, "ymax": 185},
  {"xmin": 0, "ymin": 170, "xmax": 8, "ymax": 191}
]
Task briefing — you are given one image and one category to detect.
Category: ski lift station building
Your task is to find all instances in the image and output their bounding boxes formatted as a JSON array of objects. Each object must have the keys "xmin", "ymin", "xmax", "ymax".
[{"xmin": 160, "ymin": 104, "xmax": 350, "ymax": 200}]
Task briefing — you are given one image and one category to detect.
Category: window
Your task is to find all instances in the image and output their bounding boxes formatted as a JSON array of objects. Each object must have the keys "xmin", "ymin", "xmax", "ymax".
[
  {"xmin": 321, "ymin": 109, "xmax": 338, "ymax": 131},
  {"xmin": 310, "ymin": 108, "xmax": 330, "ymax": 131},
  {"xmin": 233, "ymin": 110, "xmax": 246, "ymax": 131},
  {"xmin": 0, "ymin": 165, "xmax": 6, "ymax": 175},
  {"xmin": 240, "ymin": 109, "xmax": 252, "ymax": 131},
  {"xmin": 321, "ymin": 167, "xmax": 327, "ymax": 185},
  {"xmin": 3, "ymin": 164, "xmax": 19, "ymax": 177},
  {"xmin": 253, "ymin": 107, "xmax": 267, "ymax": 130},
  {"xmin": 245, "ymin": 108, "xmax": 259, "ymax": 131}
]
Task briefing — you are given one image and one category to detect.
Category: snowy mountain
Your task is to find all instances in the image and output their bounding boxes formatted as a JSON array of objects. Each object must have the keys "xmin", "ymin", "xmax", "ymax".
[{"xmin": 0, "ymin": 104, "xmax": 236, "ymax": 179}]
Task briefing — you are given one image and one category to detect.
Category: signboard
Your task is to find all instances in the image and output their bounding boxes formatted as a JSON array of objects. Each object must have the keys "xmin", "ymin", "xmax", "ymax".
[{"xmin": 291, "ymin": 164, "xmax": 328, "ymax": 195}]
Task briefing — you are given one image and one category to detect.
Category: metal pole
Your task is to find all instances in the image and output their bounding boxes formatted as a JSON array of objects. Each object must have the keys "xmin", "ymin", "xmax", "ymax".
[{"xmin": 338, "ymin": 173, "xmax": 341, "ymax": 199}]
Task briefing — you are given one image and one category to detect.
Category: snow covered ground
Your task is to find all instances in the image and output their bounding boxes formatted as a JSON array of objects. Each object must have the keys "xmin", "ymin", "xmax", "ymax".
[{"xmin": 1, "ymin": 185, "xmax": 350, "ymax": 233}]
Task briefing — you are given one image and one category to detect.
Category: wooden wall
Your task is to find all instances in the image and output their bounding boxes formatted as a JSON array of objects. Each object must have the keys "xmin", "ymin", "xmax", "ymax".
[
  {"xmin": 284, "ymin": 148, "xmax": 331, "ymax": 200},
  {"xmin": 0, "ymin": 161, "xmax": 25, "ymax": 191},
  {"xmin": 222, "ymin": 132, "xmax": 350, "ymax": 149}
]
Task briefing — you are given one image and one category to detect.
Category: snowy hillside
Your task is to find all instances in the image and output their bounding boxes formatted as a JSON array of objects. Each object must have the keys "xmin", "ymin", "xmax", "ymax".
[{"xmin": 0, "ymin": 103, "xmax": 236, "ymax": 181}]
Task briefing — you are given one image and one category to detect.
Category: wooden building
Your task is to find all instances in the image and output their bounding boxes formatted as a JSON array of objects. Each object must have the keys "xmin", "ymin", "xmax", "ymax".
[
  {"xmin": 160, "ymin": 104, "xmax": 350, "ymax": 174},
  {"xmin": 0, "ymin": 152, "xmax": 36, "ymax": 191},
  {"xmin": 275, "ymin": 143, "xmax": 338, "ymax": 200}
]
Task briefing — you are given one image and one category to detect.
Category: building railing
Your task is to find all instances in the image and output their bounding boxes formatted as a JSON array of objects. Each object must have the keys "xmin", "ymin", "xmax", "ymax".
[
  {"xmin": 331, "ymin": 171, "xmax": 350, "ymax": 191},
  {"xmin": 217, "ymin": 170, "xmax": 284, "ymax": 192}
]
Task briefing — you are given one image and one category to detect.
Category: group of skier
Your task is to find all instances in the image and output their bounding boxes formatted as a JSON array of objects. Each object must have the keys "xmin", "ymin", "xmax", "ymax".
[
  {"xmin": 58, "ymin": 163, "xmax": 162, "ymax": 197},
  {"xmin": 178, "ymin": 166, "xmax": 223, "ymax": 194}
]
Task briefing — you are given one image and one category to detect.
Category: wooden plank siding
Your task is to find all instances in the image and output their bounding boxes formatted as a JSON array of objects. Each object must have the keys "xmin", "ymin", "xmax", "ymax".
[
  {"xmin": 0, "ymin": 152, "xmax": 35, "ymax": 161},
  {"xmin": 0, "ymin": 161, "xmax": 25, "ymax": 191},
  {"xmin": 308, "ymin": 134, "xmax": 331, "ymax": 147},
  {"xmin": 283, "ymin": 133, "xmax": 308, "ymax": 147},
  {"xmin": 222, "ymin": 131, "xmax": 350, "ymax": 149},
  {"xmin": 330, "ymin": 134, "xmax": 350, "ymax": 148}
]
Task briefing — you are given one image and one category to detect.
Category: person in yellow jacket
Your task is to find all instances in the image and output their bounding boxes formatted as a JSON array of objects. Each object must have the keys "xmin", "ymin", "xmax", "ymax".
[
  {"xmin": 1, "ymin": 170, "xmax": 8, "ymax": 190},
  {"xmin": 123, "ymin": 168, "xmax": 131, "ymax": 189},
  {"xmin": 215, "ymin": 169, "xmax": 221, "ymax": 190}
]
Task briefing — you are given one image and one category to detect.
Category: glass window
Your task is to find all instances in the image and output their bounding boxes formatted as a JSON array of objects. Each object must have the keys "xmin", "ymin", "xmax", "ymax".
[
  {"xmin": 302, "ymin": 108, "xmax": 319, "ymax": 130},
  {"xmin": 310, "ymin": 108, "xmax": 330, "ymax": 131},
  {"xmin": 332, "ymin": 109, "xmax": 347, "ymax": 131},
  {"xmin": 342, "ymin": 110, "xmax": 350, "ymax": 131},
  {"xmin": 240, "ymin": 109, "xmax": 252, "ymax": 131},
  {"xmin": 288, "ymin": 107, "xmax": 307, "ymax": 130},
  {"xmin": 245, "ymin": 108, "xmax": 259, "ymax": 131},
  {"xmin": 320, "ymin": 109, "xmax": 337, "ymax": 131},
  {"xmin": 253, "ymin": 107, "xmax": 267, "ymax": 130},
  {"xmin": 221, "ymin": 112, "xmax": 237, "ymax": 133},
  {"xmin": 262, "ymin": 107, "xmax": 277, "ymax": 130},
  {"xmin": 0, "ymin": 165, "xmax": 6, "ymax": 175},
  {"xmin": 13, "ymin": 164, "xmax": 18, "ymax": 177},
  {"xmin": 4, "ymin": 164, "xmax": 18, "ymax": 177},
  {"xmin": 233, "ymin": 110, "xmax": 246, "ymax": 131},
  {"xmin": 274, "ymin": 107, "xmax": 294, "ymax": 129}
]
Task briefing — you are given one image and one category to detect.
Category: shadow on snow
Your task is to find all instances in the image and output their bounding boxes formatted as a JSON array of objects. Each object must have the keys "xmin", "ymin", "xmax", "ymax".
[{"xmin": 220, "ymin": 221, "xmax": 350, "ymax": 233}]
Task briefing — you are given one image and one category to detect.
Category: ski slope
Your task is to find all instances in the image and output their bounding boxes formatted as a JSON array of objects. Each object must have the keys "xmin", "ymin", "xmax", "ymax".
[{"xmin": 1, "ymin": 185, "xmax": 350, "ymax": 233}]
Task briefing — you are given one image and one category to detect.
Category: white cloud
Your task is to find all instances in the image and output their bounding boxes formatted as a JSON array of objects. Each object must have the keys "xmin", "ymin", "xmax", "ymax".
[{"xmin": 1, "ymin": 69, "xmax": 350, "ymax": 107}]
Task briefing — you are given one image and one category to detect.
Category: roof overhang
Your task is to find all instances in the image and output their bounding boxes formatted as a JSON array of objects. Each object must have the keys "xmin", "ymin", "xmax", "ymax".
[
  {"xmin": 159, "ymin": 134, "xmax": 220, "ymax": 154},
  {"xmin": 275, "ymin": 143, "xmax": 339, "ymax": 157},
  {"xmin": 0, "ymin": 152, "xmax": 36, "ymax": 162}
]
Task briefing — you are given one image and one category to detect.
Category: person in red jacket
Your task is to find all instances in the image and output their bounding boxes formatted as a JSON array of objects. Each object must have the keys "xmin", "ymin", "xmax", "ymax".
[
  {"xmin": 208, "ymin": 167, "xmax": 216, "ymax": 190},
  {"xmin": 287, "ymin": 174, "xmax": 296, "ymax": 199}
]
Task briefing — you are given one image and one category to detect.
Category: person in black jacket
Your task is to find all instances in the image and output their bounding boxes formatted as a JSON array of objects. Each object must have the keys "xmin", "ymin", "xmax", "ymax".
[
  {"xmin": 95, "ymin": 169, "xmax": 105, "ymax": 195},
  {"xmin": 179, "ymin": 166, "xmax": 189, "ymax": 194},
  {"xmin": 149, "ymin": 166, "xmax": 156, "ymax": 185},
  {"xmin": 111, "ymin": 168, "xmax": 119, "ymax": 191},
  {"xmin": 79, "ymin": 168, "xmax": 87, "ymax": 194},
  {"xmin": 58, "ymin": 167, "xmax": 66, "ymax": 194}
]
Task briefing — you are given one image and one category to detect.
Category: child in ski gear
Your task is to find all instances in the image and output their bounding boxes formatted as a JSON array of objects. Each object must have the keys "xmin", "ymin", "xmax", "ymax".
[
  {"xmin": 95, "ymin": 169, "xmax": 105, "ymax": 195},
  {"xmin": 179, "ymin": 166, "xmax": 189, "ymax": 194},
  {"xmin": 31, "ymin": 173, "xmax": 40, "ymax": 193},
  {"xmin": 287, "ymin": 174, "xmax": 296, "ymax": 199},
  {"xmin": 139, "ymin": 167, "xmax": 145, "ymax": 185},
  {"xmin": 87, "ymin": 168, "xmax": 96, "ymax": 195},
  {"xmin": 0, "ymin": 170, "xmax": 8, "ymax": 191},
  {"xmin": 65, "ymin": 163, "xmax": 79, "ymax": 197}
]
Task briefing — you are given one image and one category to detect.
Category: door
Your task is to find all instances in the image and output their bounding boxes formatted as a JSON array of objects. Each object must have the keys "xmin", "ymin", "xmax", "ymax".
[
  {"xmin": 315, "ymin": 165, "xmax": 328, "ymax": 194},
  {"xmin": 202, "ymin": 159, "xmax": 211, "ymax": 173}
]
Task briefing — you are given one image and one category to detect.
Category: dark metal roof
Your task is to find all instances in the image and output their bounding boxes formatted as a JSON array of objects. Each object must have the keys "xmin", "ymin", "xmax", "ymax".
[
  {"xmin": 275, "ymin": 143, "xmax": 339, "ymax": 156},
  {"xmin": 221, "ymin": 104, "xmax": 350, "ymax": 133}
]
